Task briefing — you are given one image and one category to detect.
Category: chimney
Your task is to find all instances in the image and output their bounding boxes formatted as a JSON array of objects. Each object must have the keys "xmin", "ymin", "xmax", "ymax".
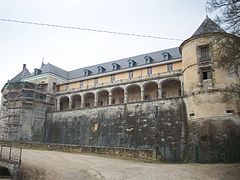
[{"xmin": 23, "ymin": 64, "xmax": 26, "ymax": 70}]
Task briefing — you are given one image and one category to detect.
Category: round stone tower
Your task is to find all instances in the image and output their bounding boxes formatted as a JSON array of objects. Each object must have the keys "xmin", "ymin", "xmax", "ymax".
[
  {"xmin": 180, "ymin": 16, "xmax": 238, "ymax": 120},
  {"xmin": 180, "ymin": 17, "xmax": 240, "ymax": 162}
]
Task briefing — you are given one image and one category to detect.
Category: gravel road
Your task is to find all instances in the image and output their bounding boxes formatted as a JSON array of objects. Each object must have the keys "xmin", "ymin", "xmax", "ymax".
[{"xmin": 21, "ymin": 149, "xmax": 240, "ymax": 180}]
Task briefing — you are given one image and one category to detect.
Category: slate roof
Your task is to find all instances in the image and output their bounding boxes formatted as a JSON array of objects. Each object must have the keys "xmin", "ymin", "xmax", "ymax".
[
  {"xmin": 68, "ymin": 47, "xmax": 181, "ymax": 80},
  {"xmin": 9, "ymin": 66, "xmax": 30, "ymax": 83},
  {"xmin": 21, "ymin": 47, "xmax": 181, "ymax": 81},
  {"xmin": 192, "ymin": 16, "xmax": 225, "ymax": 37},
  {"xmin": 31, "ymin": 63, "xmax": 69, "ymax": 79}
]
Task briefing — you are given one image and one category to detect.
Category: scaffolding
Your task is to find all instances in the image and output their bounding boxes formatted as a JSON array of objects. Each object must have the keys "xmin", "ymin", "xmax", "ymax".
[{"xmin": 0, "ymin": 81, "xmax": 54, "ymax": 141}]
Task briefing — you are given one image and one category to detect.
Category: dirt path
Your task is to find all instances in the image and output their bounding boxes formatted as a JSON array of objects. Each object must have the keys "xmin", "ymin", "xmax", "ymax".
[{"xmin": 21, "ymin": 149, "xmax": 240, "ymax": 180}]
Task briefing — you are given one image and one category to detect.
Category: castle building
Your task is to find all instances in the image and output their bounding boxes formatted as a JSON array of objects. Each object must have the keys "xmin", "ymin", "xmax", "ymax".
[{"xmin": 1, "ymin": 17, "xmax": 239, "ymax": 162}]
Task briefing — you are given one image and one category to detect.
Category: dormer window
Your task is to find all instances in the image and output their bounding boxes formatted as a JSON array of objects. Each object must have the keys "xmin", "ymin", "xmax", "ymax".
[
  {"xmin": 112, "ymin": 63, "xmax": 120, "ymax": 71},
  {"xmin": 162, "ymin": 52, "xmax": 171, "ymax": 60},
  {"xmin": 34, "ymin": 68, "xmax": 42, "ymax": 75},
  {"xmin": 97, "ymin": 66, "xmax": 105, "ymax": 74},
  {"xmin": 128, "ymin": 59, "xmax": 136, "ymax": 68},
  {"xmin": 84, "ymin": 69, "xmax": 92, "ymax": 76},
  {"xmin": 144, "ymin": 56, "xmax": 153, "ymax": 64}
]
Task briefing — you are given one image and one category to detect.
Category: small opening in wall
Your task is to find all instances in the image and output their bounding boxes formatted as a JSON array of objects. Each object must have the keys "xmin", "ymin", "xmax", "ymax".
[
  {"xmin": 92, "ymin": 122, "xmax": 99, "ymax": 132},
  {"xmin": 226, "ymin": 110, "xmax": 234, "ymax": 114},
  {"xmin": 201, "ymin": 135, "xmax": 208, "ymax": 142},
  {"xmin": 189, "ymin": 113, "xmax": 195, "ymax": 117}
]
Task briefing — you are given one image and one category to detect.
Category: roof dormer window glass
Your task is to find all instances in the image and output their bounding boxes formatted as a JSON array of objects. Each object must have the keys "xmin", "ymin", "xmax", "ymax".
[
  {"xmin": 97, "ymin": 66, "xmax": 105, "ymax": 74},
  {"xmin": 84, "ymin": 69, "xmax": 92, "ymax": 76},
  {"xmin": 112, "ymin": 63, "xmax": 120, "ymax": 71},
  {"xmin": 162, "ymin": 52, "xmax": 171, "ymax": 60},
  {"xmin": 128, "ymin": 59, "xmax": 136, "ymax": 68},
  {"xmin": 144, "ymin": 56, "xmax": 153, "ymax": 64}
]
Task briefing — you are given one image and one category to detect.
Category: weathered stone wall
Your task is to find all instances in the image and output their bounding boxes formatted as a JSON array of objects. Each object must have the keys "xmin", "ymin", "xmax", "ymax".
[
  {"xmin": 45, "ymin": 98, "xmax": 187, "ymax": 162},
  {"xmin": 188, "ymin": 117, "xmax": 240, "ymax": 163}
]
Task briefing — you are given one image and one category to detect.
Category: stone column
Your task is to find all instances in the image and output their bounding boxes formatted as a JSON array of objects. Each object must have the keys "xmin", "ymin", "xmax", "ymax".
[
  {"xmin": 94, "ymin": 92, "xmax": 98, "ymax": 107},
  {"xmin": 124, "ymin": 89, "xmax": 128, "ymax": 104},
  {"xmin": 81, "ymin": 95, "xmax": 85, "ymax": 108},
  {"xmin": 69, "ymin": 97, "xmax": 72, "ymax": 110},
  {"xmin": 158, "ymin": 85, "xmax": 162, "ymax": 99},
  {"xmin": 141, "ymin": 87, "xmax": 144, "ymax": 101},
  {"xmin": 109, "ymin": 91, "xmax": 112, "ymax": 105},
  {"xmin": 57, "ymin": 97, "xmax": 61, "ymax": 111}
]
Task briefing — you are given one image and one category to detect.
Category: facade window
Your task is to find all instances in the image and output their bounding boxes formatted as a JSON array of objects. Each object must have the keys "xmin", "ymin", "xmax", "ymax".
[
  {"xmin": 201, "ymin": 68, "xmax": 212, "ymax": 80},
  {"xmin": 144, "ymin": 56, "xmax": 153, "ymax": 64},
  {"xmin": 129, "ymin": 71, "xmax": 133, "ymax": 79},
  {"xmin": 200, "ymin": 46, "xmax": 210, "ymax": 62},
  {"xmin": 147, "ymin": 67, "xmax": 152, "ymax": 76},
  {"xmin": 167, "ymin": 64, "xmax": 173, "ymax": 72},
  {"xmin": 111, "ymin": 74, "xmax": 115, "ymax": 82},
  {"xmin": 80, "ymin": 81, "xmax": 83, "ymax": 87},
  {"xmin": 94, "ymin": 78, "xmax": 98, "ymax": 85},
  {"xmin": 112, "ymin": 63, "xmax": 120, "ymax": 71},
  {"xmin": 128, "ymin": 59, "xmax": 136, "ymax": 68}
]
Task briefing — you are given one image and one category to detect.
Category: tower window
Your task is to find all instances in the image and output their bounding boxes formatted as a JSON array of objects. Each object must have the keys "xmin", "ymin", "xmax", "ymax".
[
  {"xmin": 201, "ymin": 68, "xmax": 212, "ymax": 80},
  {"xmin": 200, "ymin": 46, "xmax": 210, "ymax": 62}
]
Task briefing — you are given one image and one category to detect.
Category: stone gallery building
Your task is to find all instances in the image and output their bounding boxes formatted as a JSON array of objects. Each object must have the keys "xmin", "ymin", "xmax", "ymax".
[{"xmin": 1, "ymin": 17, "xmax": 239, "ymax": 162}]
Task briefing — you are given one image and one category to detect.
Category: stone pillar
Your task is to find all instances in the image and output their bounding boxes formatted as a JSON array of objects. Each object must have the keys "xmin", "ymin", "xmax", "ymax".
[
  {"xmin": 141, "ymin": 87, "xmax": 144, "ymax": 101},
  {"xmin": 158, "ymin": 85, "xmax": 162, "ymax": 99},
  {"xmin": 81, "ymin": 95, "xmax": 85, "ymax": 108},
  {"xmin": 124, "ymin": 89, "xmax": 128, "ymax": 104},
  {"xmin": 69, "ymin": 97, "xmax": 72, "ymax": 110},
  {"xmin": 57, "ymin": 98, "xmax": 61, "ymax": 111},
  {"xmin": 180, "ymin": 80, "xmax": 184, "ymax": 96},
  {"xmin": 94, "ymin": 92, "xmax": 98, "ymax": 107},
  {"xmin": 109, "ymin": 91, "xmax": 112, "ymax": 105}
]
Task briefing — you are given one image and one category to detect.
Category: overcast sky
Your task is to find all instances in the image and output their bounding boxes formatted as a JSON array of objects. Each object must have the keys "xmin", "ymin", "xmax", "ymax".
[{"xmin": 0, "ymin": 0, "xmax": 208, "ymax": 89}]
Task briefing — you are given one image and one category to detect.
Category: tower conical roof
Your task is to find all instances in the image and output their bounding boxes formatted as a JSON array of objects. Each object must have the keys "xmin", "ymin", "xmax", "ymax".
[{"xmin": 191, "ymin": 16, "xmax": 225, "ymax": 37}]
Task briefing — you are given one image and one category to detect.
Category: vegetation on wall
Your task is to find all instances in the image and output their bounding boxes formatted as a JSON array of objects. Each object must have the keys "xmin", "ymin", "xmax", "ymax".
[{"xmin": 206, "ymin": 0, "xmax": 240, "ymax": 99}]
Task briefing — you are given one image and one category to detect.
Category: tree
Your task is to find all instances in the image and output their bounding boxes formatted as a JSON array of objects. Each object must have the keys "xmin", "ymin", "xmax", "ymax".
[
  {"xmin": 206, "ymin": 0, "xmax": 240, "ymax": 36},
  {"xmin": 206, "ymin": 0, "xmax": 240, "ymax": 98}
]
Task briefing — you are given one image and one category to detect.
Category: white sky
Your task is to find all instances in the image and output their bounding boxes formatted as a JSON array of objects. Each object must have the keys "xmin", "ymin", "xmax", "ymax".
[{"xmin": 0, "ymin": 0, "xmax": 208, "ymax": 89}]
